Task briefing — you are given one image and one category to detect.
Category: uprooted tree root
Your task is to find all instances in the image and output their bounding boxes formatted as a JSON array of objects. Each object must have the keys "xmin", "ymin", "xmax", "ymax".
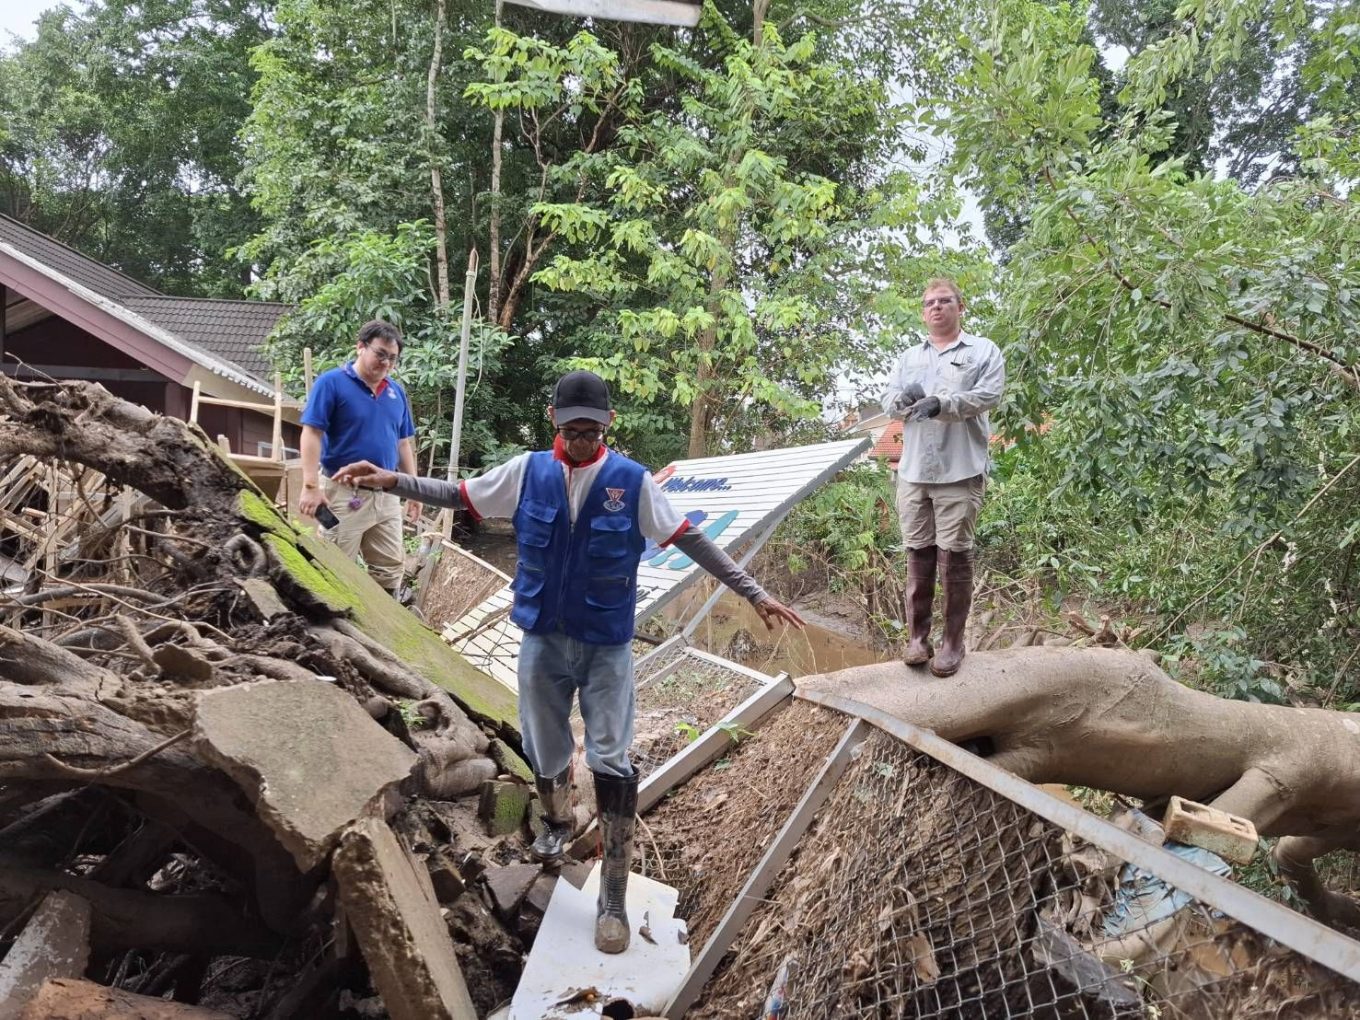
[{"xmin": 0, "ymin": 377, "xmax": 525, "ymax": 1015}]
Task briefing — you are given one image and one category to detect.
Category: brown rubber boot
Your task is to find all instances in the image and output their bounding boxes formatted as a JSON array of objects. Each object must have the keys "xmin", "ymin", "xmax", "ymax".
[
  {"xmin": 902, "ymin": 546, "xmax": 937, "ymax": 666},
  {"xmin": 930, "ymin": 548, "xmax": 974, "ymax": 677}
]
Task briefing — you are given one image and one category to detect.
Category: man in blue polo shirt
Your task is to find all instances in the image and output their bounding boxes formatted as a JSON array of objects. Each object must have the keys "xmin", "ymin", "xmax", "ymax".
[{"xmin": 298, "ymin": 320, "xmax": 422, "ymax": 596}]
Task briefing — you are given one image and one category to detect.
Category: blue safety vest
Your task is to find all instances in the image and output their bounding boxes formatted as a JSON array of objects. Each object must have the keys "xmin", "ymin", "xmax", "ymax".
[{"xmin": 509, "ymin": 451, "xmax": 646, "ymax": 645}]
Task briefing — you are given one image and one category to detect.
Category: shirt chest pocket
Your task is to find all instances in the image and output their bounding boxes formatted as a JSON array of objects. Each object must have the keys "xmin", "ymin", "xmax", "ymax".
[
  {"xmin": 939, "ymin": 356, "xmax": 978, "ymax": 391},
  {"xmin": 588, "ymin": 514, "xmax": 633, "ymax": 560}
]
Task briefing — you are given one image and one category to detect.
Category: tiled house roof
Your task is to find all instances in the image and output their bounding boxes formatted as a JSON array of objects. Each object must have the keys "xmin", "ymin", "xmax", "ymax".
[
  {"xmin": 0, "ymin": 213, "xmax": 290, "ymax": 391},
  {"xmin": 122, "ymin": 296, "xmax": 290, "ymax": 382},
  {"xmin": 869, "ymin": 419, "xmax": 903, "ymax": 465},
  {"xmin": 0, "ymin": 215, "xmax": 157, "ymax": 300}
]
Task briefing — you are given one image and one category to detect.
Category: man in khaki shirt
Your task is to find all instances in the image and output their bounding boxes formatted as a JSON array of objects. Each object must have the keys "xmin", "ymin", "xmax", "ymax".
[{"xmin": 881, "ymin": 278, "xmax": 1005, "ymax": 675}]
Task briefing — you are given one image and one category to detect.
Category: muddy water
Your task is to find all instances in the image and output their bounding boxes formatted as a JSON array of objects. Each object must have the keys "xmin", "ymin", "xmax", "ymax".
[{"xmin": 659, "ymin": 590, "xmax": 890, "ymax": 678}]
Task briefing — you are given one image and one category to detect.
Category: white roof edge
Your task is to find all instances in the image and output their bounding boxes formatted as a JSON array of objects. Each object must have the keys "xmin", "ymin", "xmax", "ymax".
[{"xmin": 0, "ymin": 243, "xmax": 275, "ymax": 397}]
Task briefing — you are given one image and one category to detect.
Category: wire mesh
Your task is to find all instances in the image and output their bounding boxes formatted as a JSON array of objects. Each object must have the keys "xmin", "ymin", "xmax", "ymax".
[
  {"xmin": 634, "ymin": 639, "xmax": 690, "ymax": 686},
  {"xmin": 688, "ymin": 728, "xmax": 1360, "ymax": 1019},
  {"xmin": 627, "ymin": 648, "xmax": 763, "ymax": 782},
  {"xmin": 637, "ymin": 700, "xmax": 845, "ymax": 945}
]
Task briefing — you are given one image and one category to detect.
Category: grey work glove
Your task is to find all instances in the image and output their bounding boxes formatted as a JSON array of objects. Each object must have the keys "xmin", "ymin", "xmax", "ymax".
[
  {"xmin": 889, "ymin": 382, "xmax": 926, "ymax": 417},
  {"xmin": 905, "ymin": 395, "xmax": 942, "ymax": 422}
]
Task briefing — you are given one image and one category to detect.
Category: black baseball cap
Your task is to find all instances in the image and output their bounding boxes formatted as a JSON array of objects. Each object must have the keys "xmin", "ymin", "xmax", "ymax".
[{"xmin": 552, "ymin": 370, "xmax": 612, "ymax": 425}]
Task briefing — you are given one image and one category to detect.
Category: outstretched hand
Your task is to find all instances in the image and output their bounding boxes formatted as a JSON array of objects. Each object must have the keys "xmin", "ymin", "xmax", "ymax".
[
  {"xmin": 753, "ymin": 596, "xmax": 805, "ymax": 631},
  {"xmin": 333, "ymin": 460, "xmax": 398, "ymax": 490}
]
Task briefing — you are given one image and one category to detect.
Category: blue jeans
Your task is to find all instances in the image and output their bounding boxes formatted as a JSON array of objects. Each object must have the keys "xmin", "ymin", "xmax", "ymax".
[{"xmin": 518, "ymin": 631, "xmax": 635, "ymax": 779}]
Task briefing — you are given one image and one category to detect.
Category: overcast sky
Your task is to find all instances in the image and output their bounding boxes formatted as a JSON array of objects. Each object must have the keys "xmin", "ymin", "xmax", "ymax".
[{"xmin": 1, "ymin": 0, "xmax": 58, "ymax": 46}]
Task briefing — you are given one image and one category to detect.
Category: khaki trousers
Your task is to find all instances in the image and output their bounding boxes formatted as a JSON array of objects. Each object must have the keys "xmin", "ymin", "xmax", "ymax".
[
  {"xmin": 897, "ymin": 474, "xmax": 986, "ymax": 552},
  {"xmin": 321, "ymin": 476, "xmax": 405, "ymax": 590}
]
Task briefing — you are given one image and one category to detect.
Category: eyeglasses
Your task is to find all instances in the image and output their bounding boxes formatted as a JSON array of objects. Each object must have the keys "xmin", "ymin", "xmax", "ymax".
[
  {"xmin": 923, "ymin": 296, "xmax": 957, "ymax": 308},
  {"xmin": 363, "ymin": 342, "xmax": 400, "ymax": 365},
  {"xmin": 558, "ymin": 426, "xmax": 605, "ymax": 442}
]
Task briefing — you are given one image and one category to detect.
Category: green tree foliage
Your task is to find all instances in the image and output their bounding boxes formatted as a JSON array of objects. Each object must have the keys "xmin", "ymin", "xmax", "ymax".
[
  {"xmin": 466, "ymin": 2, "xmax": 929, "ymax": 456},
  {"xmin": 0, "ymin": 0, "xmax": 268, "ymax": 295},
  {"xmin": 932, "ymin": 0, "xmax": 1360, "ymax": 695}
]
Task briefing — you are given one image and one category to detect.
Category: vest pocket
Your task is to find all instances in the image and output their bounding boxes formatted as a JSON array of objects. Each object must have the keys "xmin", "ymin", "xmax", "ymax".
[
  {"xmin": 585, "ymin": 575, "xmax": 633, "ymax": 610},
  {"xmin": 515, "ymin": 499, "xmax": 557, "ymax": 572},
  {"xmin": 517, "ymin": 499, "xmax": 558, "ymax": 546},
  {"xmin": 587, "ymin": 514, "xmax": 633, "ymax": 557},
  {"xmin": 511, "ymin": 568, "xmax": 546, "ymax": 597},
  {"xmin": 510, "ymin": 567, "xmax": 545, "ymax": 629}
]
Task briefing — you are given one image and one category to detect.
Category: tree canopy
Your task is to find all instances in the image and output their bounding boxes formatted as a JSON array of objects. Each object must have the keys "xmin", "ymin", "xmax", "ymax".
[{"xmin": 2, "ymin": 0, "xmax": 1358, "ymax": 697}]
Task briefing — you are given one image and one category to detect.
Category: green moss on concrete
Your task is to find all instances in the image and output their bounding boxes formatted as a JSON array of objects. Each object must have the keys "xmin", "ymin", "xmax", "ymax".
[
  {"xmin": 236, "ymin": 489, "xmax": 296, "ymax": 540},
  {"xmin": 490, "ymin": 738, "xmax": 533, "ymax": 783},
  {"xmin": 238, "ymin": 485, "xmax": 523, "ymax": 749},
  {"xmin": 479, "ymin": 781, "xmax": 531, "ymax": 837},
  {"xmin": 260, "ymin": 532, "xmax": 359, "ymax": 615},
  {"xmin": 295, "ymin": 529, "xmax": 520, "ymax": 738}
]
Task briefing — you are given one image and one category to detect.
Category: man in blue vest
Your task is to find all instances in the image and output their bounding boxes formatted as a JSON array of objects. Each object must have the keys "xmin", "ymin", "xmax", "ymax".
[{"xmin": 334, "ymin": 369, "xmax": 803, "ymax": 954}]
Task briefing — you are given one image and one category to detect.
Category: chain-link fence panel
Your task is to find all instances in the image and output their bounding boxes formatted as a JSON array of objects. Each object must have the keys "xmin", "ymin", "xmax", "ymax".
[
  {"xmin": 687, "ymin": 727, "xmax": 1360, "ymax": 1019},
  {"xmin": 627, "ymin": 647, "xmax": 766, "ymax": 783},
  {"xmin": 636, "ymin": 700, "xmax": 843, "ymax": 942}
]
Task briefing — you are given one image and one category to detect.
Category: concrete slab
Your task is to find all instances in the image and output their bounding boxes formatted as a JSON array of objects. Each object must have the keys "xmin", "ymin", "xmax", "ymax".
[
  {"xmin": 239, "ymin": 577, "xmax": 290, "ymax": 620},
  {"xmin": 0, "ymin": 891, "xmax": 92, "ymax": 1020},
  {"xmin": 478, "ymin": 780, "xmax": 531, "ymax": 836},
  {"xmin": 194, "ymin": 679, "xmax": 417, "ymax": 871},
  {"xmin": 334, "ymin": 817, "xmax": 477, "ymax": 1020},
  {"xmin": 485, "ymin": 863, "xmax": 540, "ymax": 919},
  {"xmin": 18, "ymin": 977, "xmax": 234, "ymax": 1019},
  {"xmin": 508, "ymin": 864, "xmax": 689, "ymax": 1019},
  {"xmin": 524, "ymin": 872, "xmax": 558, "ymax": 916}
]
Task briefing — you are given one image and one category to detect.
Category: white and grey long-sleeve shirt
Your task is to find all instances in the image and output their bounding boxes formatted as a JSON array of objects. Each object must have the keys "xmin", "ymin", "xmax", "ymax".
[
  {"xmin": 389, "ymin": 446, "xmax": 769, "ymax": 604},
  {"xmin": 881, "ymin": 330, "xmax": 1006, "ymax": 484}
]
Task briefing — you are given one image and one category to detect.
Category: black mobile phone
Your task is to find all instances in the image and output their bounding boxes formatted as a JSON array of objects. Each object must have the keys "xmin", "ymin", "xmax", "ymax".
[{"xmin": 315, "ymin": 504, "xmax": 341, "ymax": 529}]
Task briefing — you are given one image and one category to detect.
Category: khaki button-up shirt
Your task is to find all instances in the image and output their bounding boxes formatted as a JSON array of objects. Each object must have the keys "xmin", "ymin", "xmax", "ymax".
[{"xmin": 881, "ymin": 330, "xmax": 1005, "ymax": 484}]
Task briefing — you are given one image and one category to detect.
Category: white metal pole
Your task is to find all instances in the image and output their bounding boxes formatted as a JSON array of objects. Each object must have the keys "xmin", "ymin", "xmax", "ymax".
[{"xmin": 448, "ymin": 248, "xmax": 479, "ymax": 482}]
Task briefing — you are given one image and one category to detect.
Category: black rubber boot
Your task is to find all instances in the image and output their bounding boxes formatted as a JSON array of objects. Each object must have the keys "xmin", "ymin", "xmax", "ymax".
[
  {"xmin": 931, "ymin": 548, "xmax": 974, "ymax": 677},
  {"xmin": 903, "ymin": 546, "xmax": 937, "ymax": 666},
  {"xmin": 592, "ymin": 768, "xmax": 638, "ymax": 954},
  {"xmin": 529, "ymin": 766, "xmax": 573, "ymax": 865}
]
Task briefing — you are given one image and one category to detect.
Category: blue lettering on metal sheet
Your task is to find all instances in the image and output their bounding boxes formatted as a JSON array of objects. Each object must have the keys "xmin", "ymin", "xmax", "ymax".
[
  {"xmin": 661, "ymin": 475, "xmax": 734, "ymax": 493},
  {"xmin": 642, "ymin": 509, "xmax": 739, "ymax": 569}
]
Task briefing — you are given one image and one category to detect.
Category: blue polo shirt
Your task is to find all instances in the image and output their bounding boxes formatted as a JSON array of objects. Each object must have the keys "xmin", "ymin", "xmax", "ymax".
[{"xmin": 301, "ymin": 362, "xmax": 416, "ymax": 475}]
